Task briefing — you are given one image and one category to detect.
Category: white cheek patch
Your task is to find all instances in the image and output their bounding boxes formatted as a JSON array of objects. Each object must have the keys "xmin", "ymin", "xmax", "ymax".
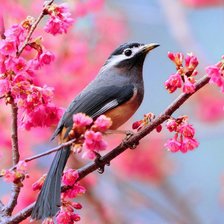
[
  {"xmin": 99, "ymin": 54, "xmax": 126, "ymax": 74},
  {"xmin": 99, "ymin": 45, "xmax": 144, "ymax": 74}
]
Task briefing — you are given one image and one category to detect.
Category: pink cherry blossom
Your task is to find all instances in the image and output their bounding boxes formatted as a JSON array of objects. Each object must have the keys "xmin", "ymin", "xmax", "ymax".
[
  {"xmin": 0, "ymin": 79, "xmax": 10, "ymax": 96},
  {"xmin": 0, "ymin": 40, "xmax": 17, "ymax": 56},
  {"xmin": 185, "ymin": 53, "xmax": 199, "ymax": 71},
  {"xmin": 165, "ymin": 116, "xmax": 199, "ymax": 153},
  {"xmin": 179, "ymin": 123, "xmax": 195, "ymax": 138},
  {"xmin": 164, "ymin": 137, "xmax": 182, "ymax": 152},
  {"xmin": 62, "ymin": 183, "xmax": 86, "ymax": 199},
  {"xmin": 83, "ymin": 130, "xmax": 107, "ymax": 153},
  {"xmin": 166, "ymin": 52, "xmax": 199, "ymax": 94},
  {"xmin": 56, "ymin": 211, "xmax": 80, "ymax": 224},
  {"xmin": 21, "ymin": 103, "xmax": 63, "ymax": 130},
  {"xmin": 72, "ymin": 202, "xmax": 82, "ymax": 210},
  {"xmin": 39, "ymin": 51, "xmax": 55, "ymax": 65},
  {"xmin": 168, "ymin": 52, "xmax": 184, "ymax": 67},
  {"xmin": 4, "ymin": 24, "xmax": 26, "ymax": 45},
  {"xmin": 62, "ymin": 169, "xmax": 79, "ymax": 186},
  {"xmin": 56, "ymin": 211, "xmax": 73, "ymax": 224},
  {"xmin": 166, "ymin": 118, "xmax": 178, "ymax": 132},
  {"xmin": 44, "ymin": 3, "xmax": 74, "ymax": 36},
  {"xmin": 165, "ymin": 73, "xmax": 182, "ymax": 93},
  {"xmin": 16, "ymin": 161, "xmax": 27, "ymax": 173},
  {"xmin": 42, "ymin": 218, "xmax": 54, "ymax": 224},
  {"xmin": 93, "ymin": 115, "xmax": 112, "ymax": 132},
  {"xmin": 32, "ymin": 174, "xmax": 46, "ymax": 191},
  {"xmin": 132, "ymin": 120, "xmax": 142, "ymax": 130},
  {"xmin": 13, "ymin": 57, "xmax": 28, "ymax": 74},
  {"xmin": 73, "ymin": 113, "xmax": 93, "ymax": 128},
  {"xmin": 180, "ymin": 137, "xmax": 199, "ymax": 153},
  {"xmin": 206, "ymin": 65, "xmax": 224, "ymax": 92},
  {"xmin": 183, "ymin": 76, "xmax": 195, "ymax": 93},
  {"xmin": 1, "ymin": 169, "xmax": 16, "ymax": 183}
]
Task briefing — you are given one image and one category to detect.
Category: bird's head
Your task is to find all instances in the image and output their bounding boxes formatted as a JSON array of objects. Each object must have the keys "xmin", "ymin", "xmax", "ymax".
[{"xmin": 101, "ymin": 42, "xmax": 159, "ymax": 72}]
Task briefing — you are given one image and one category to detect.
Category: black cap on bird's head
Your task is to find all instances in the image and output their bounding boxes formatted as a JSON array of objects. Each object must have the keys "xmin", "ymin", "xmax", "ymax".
[{"xmin": 102, "ymin": 42, "xmax": 159, "ymax": 70}]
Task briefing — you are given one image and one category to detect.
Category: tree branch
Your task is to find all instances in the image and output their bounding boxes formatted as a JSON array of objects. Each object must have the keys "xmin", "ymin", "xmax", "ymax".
[
  {"xmin": 10, "ymin": 102, "xmax": 20, "ymax": 166},
  {"xmin": 0, "ymin": 13, "xmax": 5, "ymax": 39},
  {"xmin": 24, "ymin": 139, "xmax": 76, "ymax": 163},
  {"xmin": 5, "ymin": 203, "xmax": 35, "ymax": 224},
  {"xmin": 17, "ymin": 0, "xmax": 54, "ymax": 57},
  {"xmin": 0, "ymin": 139, "xmax": 76, "ymax": 178},
  {"xmin": 76, "ymin": 75, "xmax": 210, "ymax": 181},
  {"xmin": 3, "ymin": 102, "xmax": 20, "ymax": 216},
  {"xmin": 4, "ymin": 75, "xmax": 210, "ymax": 224}
]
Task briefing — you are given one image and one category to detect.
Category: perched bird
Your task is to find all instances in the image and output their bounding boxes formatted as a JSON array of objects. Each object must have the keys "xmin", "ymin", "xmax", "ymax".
[{"xmin": 31, "ymin": 42, "xmax": 159, "ymax": 220}]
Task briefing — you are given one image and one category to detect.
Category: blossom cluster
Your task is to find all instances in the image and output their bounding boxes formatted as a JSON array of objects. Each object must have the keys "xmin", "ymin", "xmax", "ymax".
[
  {"xmin": 70, "ymin": 113, "xmax": 112, "ymax": 159},
  {"xmin": 33, "ymin": 169, "xmax": 85, "ymax": 224},
  {"xmin": 44, "ymin": 3, "xmax": 74, "ymax": 36},
  {"xmin": 164, "ymin": 116, "xmax": 199, "ymax": 153},
  {"xmin": 165, "ymin": 52, "xmax": 199, "ymax": 93},
  {"xmin": 0, "ymin": 2, "xmax": 74, "ymax": 130},
  {"xmin": 206, "ymin": 56, "xmax": 224, "ymax": 93},
  {"xmin": 0, "ymin": 161, "xmax": 28, "ymax": 185}
]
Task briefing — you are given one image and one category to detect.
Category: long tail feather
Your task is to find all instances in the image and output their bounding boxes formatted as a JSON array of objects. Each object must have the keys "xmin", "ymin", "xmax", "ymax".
[{"xmin": 31, "ymin": 146, "xmax": 70, "ymax": 220}]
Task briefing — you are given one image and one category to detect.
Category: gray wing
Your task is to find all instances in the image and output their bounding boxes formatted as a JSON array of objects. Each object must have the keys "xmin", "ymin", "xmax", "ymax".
[{"xmin": 51, "ymin": 84, "xmax": 135, "ymax": 140}]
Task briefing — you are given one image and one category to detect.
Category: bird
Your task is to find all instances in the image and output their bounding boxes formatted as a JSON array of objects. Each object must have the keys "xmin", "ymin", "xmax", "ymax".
[{"xmin": 31, "ymin": 42, "xmax": 159, "ymax": 220}]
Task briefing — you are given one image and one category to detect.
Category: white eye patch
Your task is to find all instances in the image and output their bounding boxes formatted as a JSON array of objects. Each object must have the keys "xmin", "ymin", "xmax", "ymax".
[{"xmin": 99, "ymin": 46, "xmax": 144, "ymax": 74}]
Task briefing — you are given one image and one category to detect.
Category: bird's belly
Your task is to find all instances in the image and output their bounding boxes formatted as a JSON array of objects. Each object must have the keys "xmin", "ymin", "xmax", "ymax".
[{"xmin": 104, "ymin": 95, "xmax": 141, "ymax": 130}]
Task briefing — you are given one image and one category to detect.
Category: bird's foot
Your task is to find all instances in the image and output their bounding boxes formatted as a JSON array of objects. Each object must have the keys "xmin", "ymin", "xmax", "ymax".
[
  {"xmin": 123, "ymin": 130, "xmax": 139, "ymax": 150},
  {"xmin": 94, "ymin": 152, "xmax": 110, "ymax": 174}
]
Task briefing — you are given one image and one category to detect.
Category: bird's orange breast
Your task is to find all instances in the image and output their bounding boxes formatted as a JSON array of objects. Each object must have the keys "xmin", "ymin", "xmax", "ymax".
[{"xmin": 104, "ymin": 90, "xmax": 141, "ymax": 129}]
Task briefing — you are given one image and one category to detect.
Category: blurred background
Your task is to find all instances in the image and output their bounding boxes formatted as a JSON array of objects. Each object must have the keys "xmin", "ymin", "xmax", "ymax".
[{"xmin": 0, "ymin": 0, "xmax": 224, "ymax": 223}]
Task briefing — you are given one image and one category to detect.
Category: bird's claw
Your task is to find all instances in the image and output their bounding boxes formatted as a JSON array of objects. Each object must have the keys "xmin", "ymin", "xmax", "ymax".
[
  {"xmin": 125, "ymin": 130, "xmax": 135, "ymax": 140},
  {"xmin": 94, "ymin": 152, "xmax": 110, "ymax": 174},
  {"xmin": 123, "ymin": 130, "xmax": 139, "ymax": 150}
]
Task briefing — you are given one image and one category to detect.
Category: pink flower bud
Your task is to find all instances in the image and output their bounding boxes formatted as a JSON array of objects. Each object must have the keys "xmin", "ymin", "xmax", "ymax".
[
  {"xmin": 39, "ymin": 51, "xmax": 55, "ymax": 65},
  {"xmin": 183, "ymin": 77, "xmax": 195, "ymax": 93},
  {"xmin": 168, "ymin": 52, "xmax": 175, "ymax": 61},
  {"xmin": 62, "ymin": 169, "xmax": 79, "ymax": 186},
  {"xmin": 72, "ymin": 202, "xmax": 82, "ymax": 209},
  {"xmin": 32, "ymin": 174, "xmax": 46, "ymax": 191},
  {"xmin": 73, "ymin": 113, "xmax": 93, "ymax": 128},
  {"xmin": 132, "ymin": 120, "xmax": 142, "ymax": 129},
  {"xmin": 180, "ymin": 137, "xmax": 199, "ymax": 153},
  {"xmin": 166, "ymin": 119, "xmax": 178, "ymax": 132},
  {"xmin": 93, "ymin": 115, "xmax": 112, "ymax": 132},
  {"xmin": 0, "ymin": 40, "xmax": 17, "ymax": 56},
  {"xmin": 179, "ymin": 123, "xmax": 195, "ymax": 138},
  {"xmin": 164, "ymin": 137, "xmax": 181, "ymax": 152},
  {"xmin": 206, "ymin": 65, "xmax": 223, "ymax": 88},
  {"xmin": 83, "ymin": 130, "xmax": 107, "ymax": 153},
  {"xmin": 156, "ymin": 124, "xmax": 162, "ymax": 133},
  {"xmin": 165, "ymin": 73, "xmax": 182, "ymax": 93}
]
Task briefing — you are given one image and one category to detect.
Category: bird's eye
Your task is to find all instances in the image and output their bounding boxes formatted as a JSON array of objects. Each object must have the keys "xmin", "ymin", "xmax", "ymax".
[{"xmin": 124, "ymin": 48, "xmax": 132, "ymax": 57}]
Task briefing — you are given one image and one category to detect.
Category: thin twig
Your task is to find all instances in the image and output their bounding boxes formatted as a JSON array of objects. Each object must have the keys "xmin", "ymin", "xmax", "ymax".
[
  {"xmin": 6, "ymin": 203, "xmax": 35, "ymax": 224},
  {"xmin": 0, "ymin": 95, "xmax": 5, "ymax": 99},
  {"xmin": 0, "ymin": 139, "xmax": 76, "ymax": 178},
  {"xmin": 0, "ymin": 13, "xmax": 5, "ymax": 39},
  {"xmin": 3, "ymin": 75, "xmax": 210, "ymax": 223},
  {"xmin": 3, "ymin": 102, "xmax": 20, "ymax": 216},
  {"xmin": 24, "ymin": 139, "xmax": 76, "ymax": 163},
  {"xmin": 17, "ymin": 0, "xmax": 54, "ymax": 57},
  {"xmin": 10, "ymin": 102, "xmax": 20, "ymax": 166}
]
